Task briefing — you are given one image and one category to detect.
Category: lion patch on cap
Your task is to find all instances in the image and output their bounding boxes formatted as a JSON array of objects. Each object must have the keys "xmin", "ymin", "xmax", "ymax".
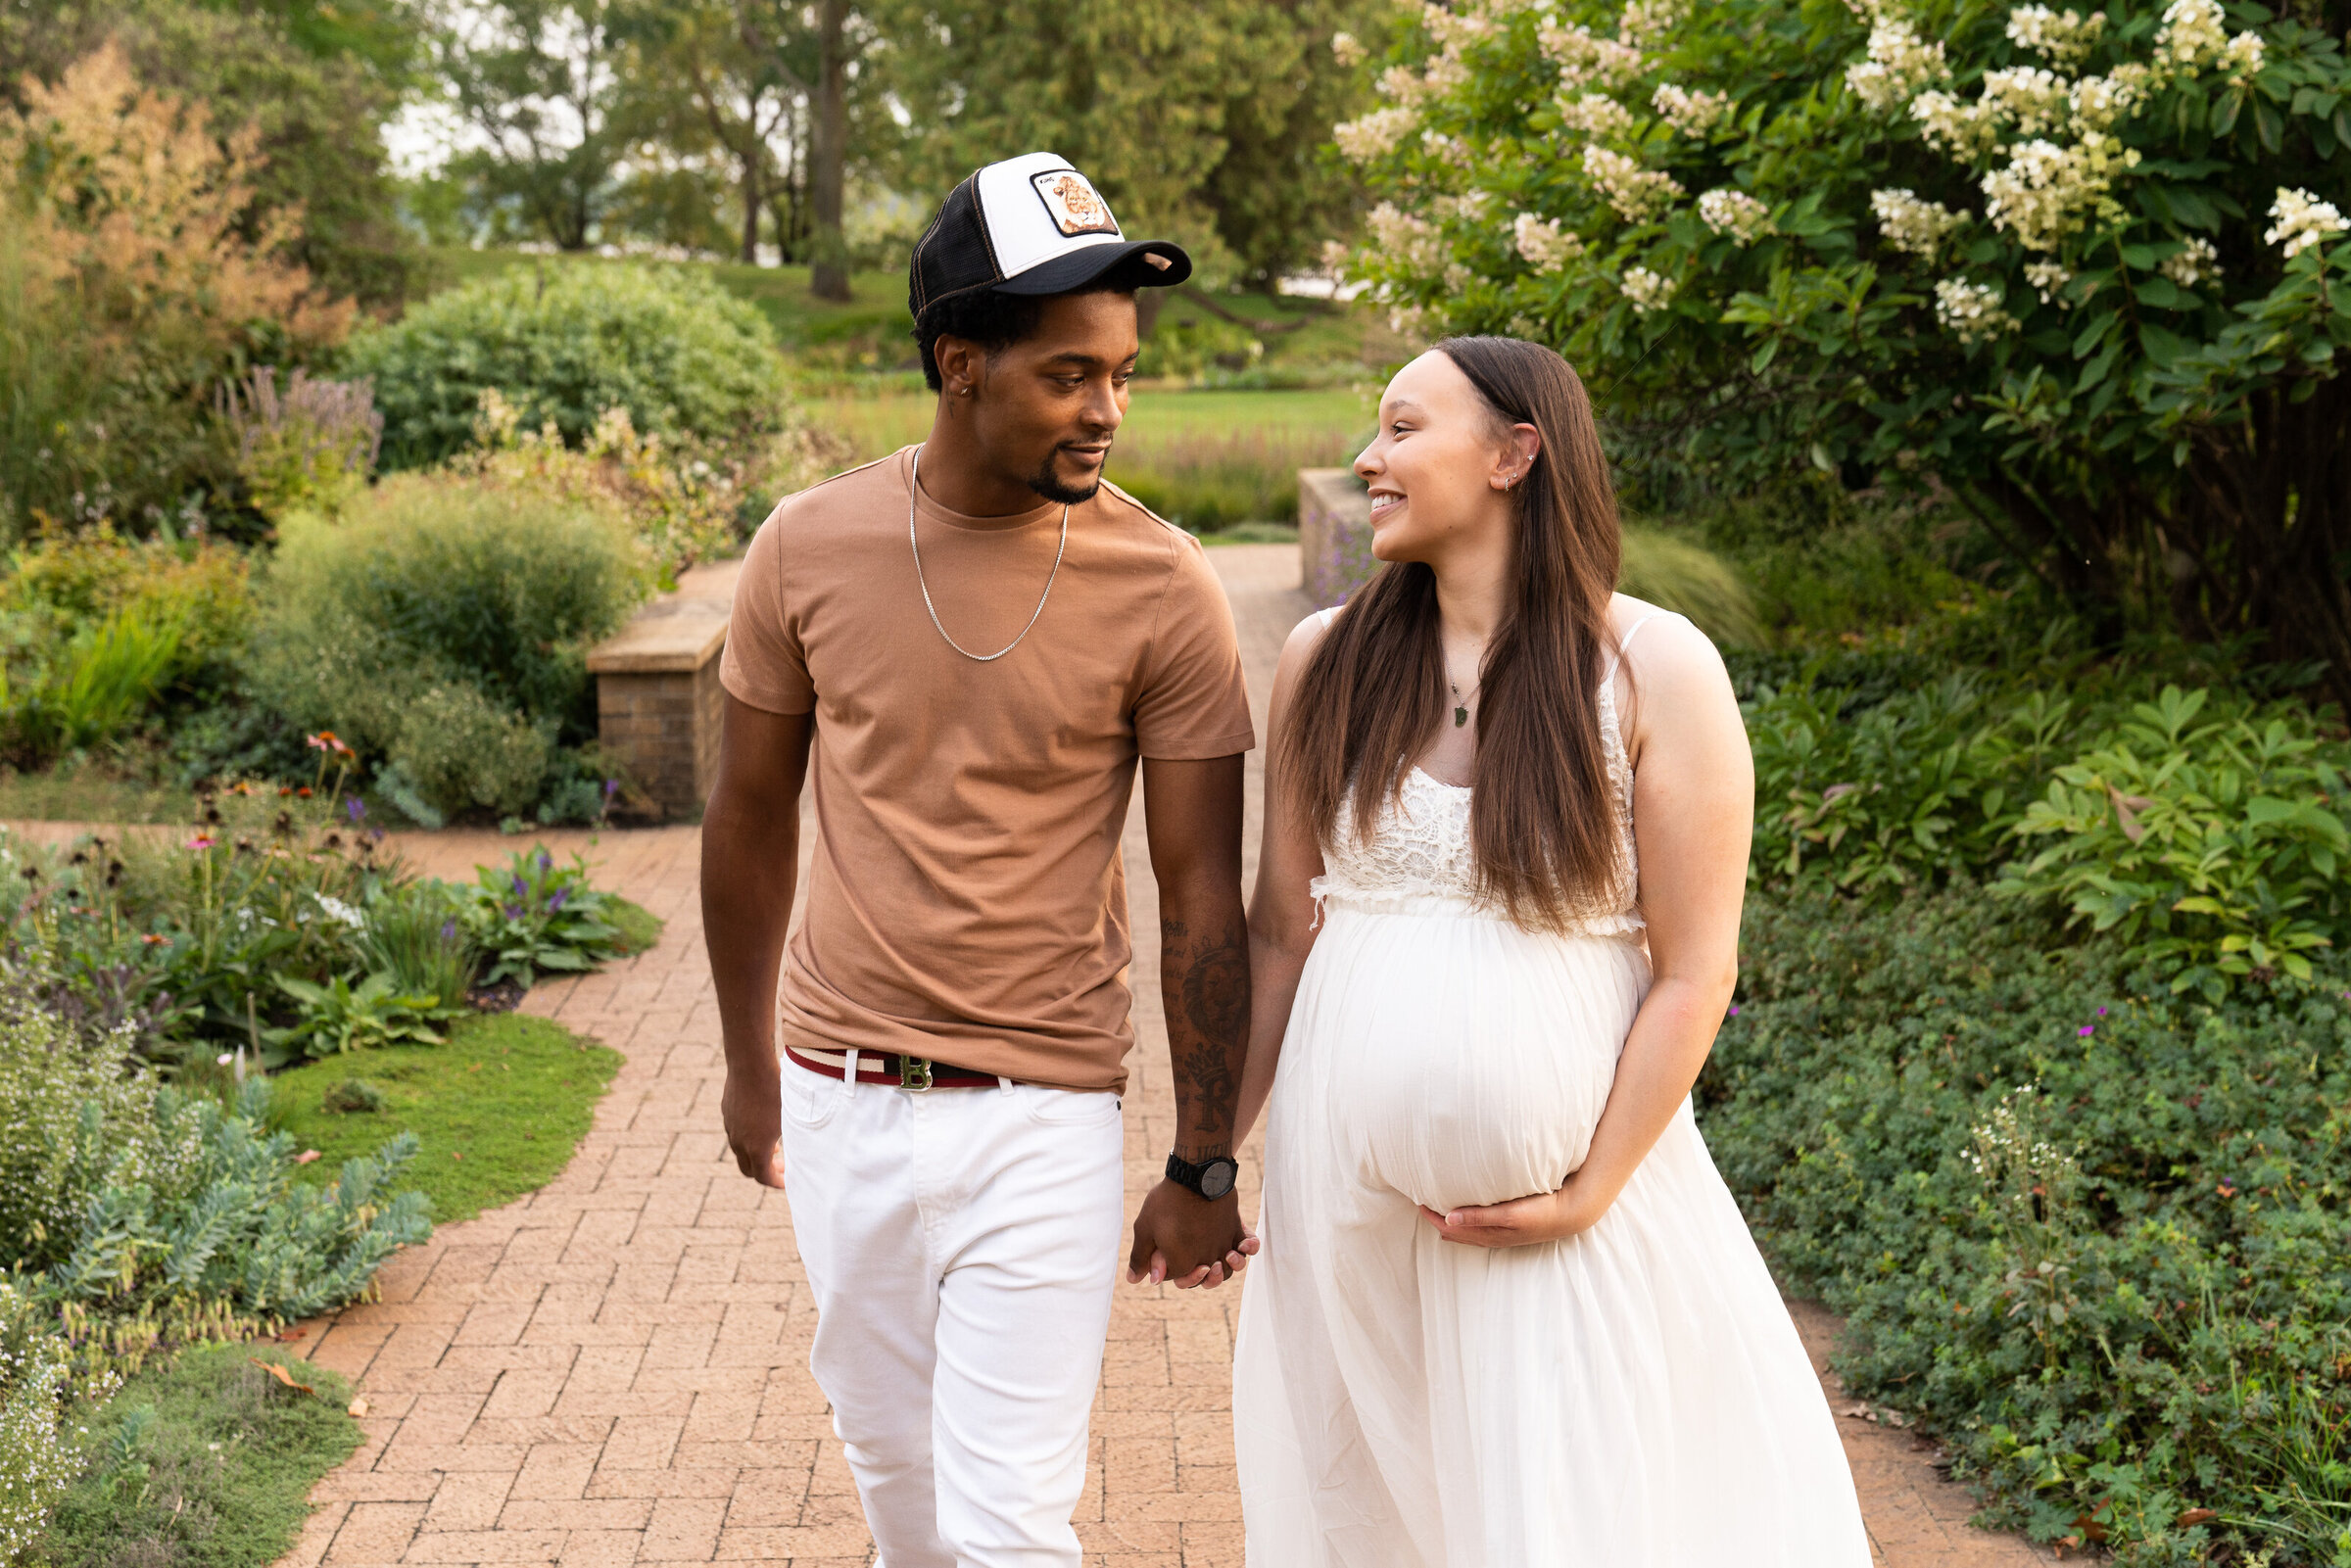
[{"xmin": 1030, "ymin": 169, "xmax": 1120, "ymax": 238}]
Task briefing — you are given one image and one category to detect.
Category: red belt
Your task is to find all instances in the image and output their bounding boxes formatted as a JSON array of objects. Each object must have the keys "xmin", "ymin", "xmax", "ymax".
[{"xmin": 786, "ymin": 1043, "xmax": 999, "ymax": 1091}]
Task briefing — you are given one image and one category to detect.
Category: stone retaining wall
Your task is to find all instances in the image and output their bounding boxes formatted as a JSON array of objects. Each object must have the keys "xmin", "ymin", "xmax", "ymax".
[
  {"xmin": 585, "ymin": 560, "xmax": 740, "ymax": 818},
  {"xmin": 1297, "ymin": 466, "xmax": 1376, "ymax": 607}
]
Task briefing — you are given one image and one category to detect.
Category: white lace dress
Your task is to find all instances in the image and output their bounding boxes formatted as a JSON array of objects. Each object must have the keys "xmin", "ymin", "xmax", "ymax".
[{"xmin": 1231, "ymin": 616, "xmax": 1869, "ymax": 1567}]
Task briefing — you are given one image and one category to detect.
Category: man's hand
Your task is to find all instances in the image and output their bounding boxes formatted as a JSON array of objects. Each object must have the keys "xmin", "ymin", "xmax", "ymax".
[
  {"xmin": 721, "ymin": 1068, "xmax": 787, "ymax": 1189},
  {"xmin": 1127, "ymin": 1180, "xmax": 1258, "ymax": 1288},
  {"xmin": 1416, "ymin": 1171, "xmax": 1614, "ymax": 1249}
]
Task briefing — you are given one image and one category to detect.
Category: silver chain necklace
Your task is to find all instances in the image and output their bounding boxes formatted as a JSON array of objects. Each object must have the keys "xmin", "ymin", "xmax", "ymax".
[{"xmin": 908, "ymin": 447, "xmax": 1069, "ymax": 663}]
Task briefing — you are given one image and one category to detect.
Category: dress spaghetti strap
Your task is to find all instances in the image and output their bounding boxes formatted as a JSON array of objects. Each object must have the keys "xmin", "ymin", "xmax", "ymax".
[{"xmin": 1606, "ymin": 609, "xmax": 1682, "ymax": 682}]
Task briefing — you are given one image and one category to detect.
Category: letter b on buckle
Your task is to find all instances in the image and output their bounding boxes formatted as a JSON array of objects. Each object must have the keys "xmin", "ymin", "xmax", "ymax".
[{"xmin": 897, "ymin": 1056, "xmax": 935, "ymax": 1092}]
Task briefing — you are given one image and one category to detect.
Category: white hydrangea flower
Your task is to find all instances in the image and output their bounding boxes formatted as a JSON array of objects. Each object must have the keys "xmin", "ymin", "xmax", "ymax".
[
  {"xmin": 1389, "ymin": 304, "xmax": 1431, "ymax": 338},
  {"xmin": 1698, "ymin": 188, "xmax": 1774, "ymax": 243},
  {"xmin": 2005, "ymin": 6, "xmax": 2104, "ymax": 69},
  {"xmin": 2154, "ymin": 0, "xmax": 2230, "ymax": 74},
  {"xmin": 2266, "ymin": 188, "xmax": 2349, "ymax": 260},
  {"xmin": 2067, "ymin": 65, "xmax": 2151, "ymax": 132},
  {"xmin": 1378, "ymin": 64, "xmax": 1428, "ymax": 102},
  {"xmin": 1583, "ymin": 145, "xmax": 1687, "ymax": 222},
  {"xmin": 1618, "ymin": 0, "xmax": 1691, "ymax": 50},
  {"xmin": 1514, "ymin": 213, "xmax": 1586, "ymax": 272},
  {"xmin": 2221, "ymin": 29, "xmax": 2266, "ymax": 85},
  {"xmin": 1846, "ymin": 18, "xmax": 1948, "ymax": 114},
  {"xmin": 1540, "ymin": 20, "xmax": 1646, "ymax": 90},
  {"xmin": 1912, "ymin": 89, "xmax": 2000, "ymax": 158},
  {"xmin": 1422, "ymin": 2, "xmax": 1494, "ymax": 50},
  {"xmin": 1621, "ymin": 265, "xmax": 1678, "ymax": 313},
  {"xmin": 2023, "ymin": 260, "xmax": 2073, "ymax": 303},
  {"xmin": 1871, "ymin": 188, "xmax": 1970, "ymax": 257},
  {"xmin": 1559, "ymin": 92, "xmax": 1637, "ymax": 138},
  {"xmin": 1331, "ymin": 30, "xmax": 1368, "ymax": 67},
  {"xmin": 1335, "ymin": 106, "xmax": 1419, "ymax": 161},
  {"xmin": 2158, "ymin": 235, "xmax": 2222, "ymax": 286},
  {"xmin": 1424, "ymin": 53, "xmax": 1473, "ymax": 93},
  {"xmin": 1982, "ymin": 66, "xmax": 2073, "ymax": 136},
  {"xmin": 1420, "ymin": 129, "xmax": 1474, "ymax": 168},
  {"xmin": 1981, "ymin": 132, "xmax": 2138, "ymax": 251},
  {"xmin": 1433, "ymin": 190, "xmax": 1493, "ymax": 222},
  {"xmin": 1935, "ymin": 277, "xmax": 2018, "ymax": 344},
  {"xmin": 1367, "ymin": 203, "xmax": 1449, "ymax": 271},
  {"xmin": 1654, "ymin": 82, "xmax": 1733, "ymax": 135}
]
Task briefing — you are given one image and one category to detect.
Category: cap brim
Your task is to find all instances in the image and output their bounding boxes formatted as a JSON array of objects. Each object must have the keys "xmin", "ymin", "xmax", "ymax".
[{"xmin": 993, "ymin": 239, "xmax": 1192, "ymax": 296}]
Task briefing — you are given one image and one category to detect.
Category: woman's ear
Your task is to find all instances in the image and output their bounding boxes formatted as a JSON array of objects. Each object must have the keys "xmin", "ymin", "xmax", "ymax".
[{"xmin": 1491, "ymin": 422, "xmax": 1543, "ymax": 491}]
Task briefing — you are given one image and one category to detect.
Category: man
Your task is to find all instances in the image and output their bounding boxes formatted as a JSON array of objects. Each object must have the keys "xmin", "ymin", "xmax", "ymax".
[{"xmin": 700, "ymin": 151, "xmax": 1257, "ymax": 1568}]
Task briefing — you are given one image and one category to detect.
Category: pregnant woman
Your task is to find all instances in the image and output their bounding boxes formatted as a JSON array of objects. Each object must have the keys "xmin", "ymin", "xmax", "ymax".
[{"xmin": 1230, "ymin": 336, "xmax": 1868, "ymax": 1565}]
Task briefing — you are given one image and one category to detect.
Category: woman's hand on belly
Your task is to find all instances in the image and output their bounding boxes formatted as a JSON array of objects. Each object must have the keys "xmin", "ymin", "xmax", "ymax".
[{"xmin": 1416, "ymin": 1169, "xmax": 1612, "ymax": 1249}]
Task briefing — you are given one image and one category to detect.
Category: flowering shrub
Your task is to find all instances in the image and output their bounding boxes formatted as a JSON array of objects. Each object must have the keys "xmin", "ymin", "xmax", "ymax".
[
  {"xmin": 1331, "ymin": 0, "xmax": 2351, "ymax": 698},
  {"xmin": 0, "ymin": 1281, "xmax": 96, "ymax": 1568},
  {"xmin": 217, "ymin": 368, "xmax": 383, "ymax": 523},
  {"xmin": 464, "ymin": 846, "xmax": 624, "ymax": 987}
]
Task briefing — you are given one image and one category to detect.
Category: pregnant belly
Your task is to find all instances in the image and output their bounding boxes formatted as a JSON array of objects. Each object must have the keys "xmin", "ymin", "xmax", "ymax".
[{"xmin": 1291, "ymin": 906, "xmax": 1649, "ymax": 1213}]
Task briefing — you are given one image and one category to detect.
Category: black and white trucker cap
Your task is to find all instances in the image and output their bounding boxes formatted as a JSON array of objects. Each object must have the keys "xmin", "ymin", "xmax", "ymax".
[{"xmin": 909, "ymin": 151, "xmax": 1193, "ymax": 317}]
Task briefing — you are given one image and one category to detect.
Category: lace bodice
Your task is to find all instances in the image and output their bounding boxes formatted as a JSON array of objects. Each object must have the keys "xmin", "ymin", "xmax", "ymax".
[{"xmin": 1308, "ymin": 617, "xmax": 1661, "ymax": 937}]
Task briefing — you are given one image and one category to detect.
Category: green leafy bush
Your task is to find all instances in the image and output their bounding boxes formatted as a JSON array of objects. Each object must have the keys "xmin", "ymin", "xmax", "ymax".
[
  {"xmin": 1704, "ymin": 883, "xmax": 2351, "ymax": 1564},
  {"xmin": 465, "ymin": 845, "xmax": 623, "ymax": 987},
  {"xmin": 266, "ymin": 974, "xmax": 443, "ymax": 1060},
  {"xmin": 1745, "ymin": 663, "xmax": 2351, "ymax": 996},
  {"xmin": 0, "ymin": 528, "xmax": 256, "ymax": 766},
  {"xmin": 1999, "ymin": 687, "xmax": 2351, "ymax": 996},
  {"xmin": 347, "ymin": 262, "xmax": 791, "ymax": 469},
  {"xmin": 248, "ymin": 476, "xmax": 646, "ymax": 822}
]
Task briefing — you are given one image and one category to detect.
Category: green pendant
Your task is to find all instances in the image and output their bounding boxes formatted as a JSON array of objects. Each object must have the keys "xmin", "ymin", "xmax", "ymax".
[{"xmin": 1454, "ymin": 705, "xmax": 1469, "ymax": 728}]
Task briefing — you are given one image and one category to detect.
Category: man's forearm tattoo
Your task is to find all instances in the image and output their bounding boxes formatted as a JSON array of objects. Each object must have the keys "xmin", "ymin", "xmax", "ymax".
[{"xmin": 1162, "ymin": 913, "xmax": 1249, "ymax": 1160}]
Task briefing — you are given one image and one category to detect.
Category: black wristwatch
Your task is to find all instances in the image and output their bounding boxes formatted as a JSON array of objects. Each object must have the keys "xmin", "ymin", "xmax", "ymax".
[{"xmin": 1166, "ymin": 1151, "xmax": 1239, "ymax": 1201}]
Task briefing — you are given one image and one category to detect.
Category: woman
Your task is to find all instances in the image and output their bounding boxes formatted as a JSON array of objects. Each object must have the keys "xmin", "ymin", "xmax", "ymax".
[{"xmin": 1230, "ymin": 337, "xmax": 1868, "ymax": 1565}]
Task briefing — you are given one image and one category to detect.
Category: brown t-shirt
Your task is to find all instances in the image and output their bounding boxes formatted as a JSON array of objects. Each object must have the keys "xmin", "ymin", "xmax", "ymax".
[{"xmin": 720, "ymin": 447, "xmax": 1255, "ymax": 1092}]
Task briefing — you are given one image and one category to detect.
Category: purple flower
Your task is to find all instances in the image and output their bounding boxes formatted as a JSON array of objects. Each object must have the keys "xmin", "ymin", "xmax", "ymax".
[
  {"xmin": 440, "ymin": 918, "xmax": 457, "ymax": 943},
  {"xmin": 2079, "ymin": 1024, "xmax": 2095, "ymax": 1037},
  {"xmin": 547, "ymin": 887, "xmax": 568, "ymax": 913},
  {"xmin": 536, "ymin": 848, "xmax": 552, "ymax": 873},
  {"xmin": 2096, "ymin": 1006, "xmax": 2107, "ymax": 1017},
  {"xmin": 1727, "ymin": 1004, "xmax": 1741, "ymax": 1017},
  {"xmin": 504, "ymin": 902, "xmax": 525, "ymax": 921},
  {"xmin": 346, "ymin": 797, "xmax": 366, "ymax": 823},
  {"xmin": 602, "ymin": 779, "xmax": 620, "ymax": 798}
]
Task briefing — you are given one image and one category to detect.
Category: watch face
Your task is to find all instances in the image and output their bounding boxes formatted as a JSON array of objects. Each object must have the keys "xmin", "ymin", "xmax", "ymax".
[{"xmin": 1198, "ymin": 1159, "xmax": 1237, "ymax": 1201}]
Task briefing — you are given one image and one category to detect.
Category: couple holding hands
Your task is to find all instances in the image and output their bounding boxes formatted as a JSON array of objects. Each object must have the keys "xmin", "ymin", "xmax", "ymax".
[{"xmin": 700, "ymin": 154, "xmax": 1869, "ymax": 1567}]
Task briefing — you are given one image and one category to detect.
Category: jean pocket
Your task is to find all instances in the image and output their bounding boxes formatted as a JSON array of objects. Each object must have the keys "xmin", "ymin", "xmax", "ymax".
[
  {"xmin": 779, "ymin": 1063, "xmax": 844, "ymax": 1130},
  {"xmin": 1020, "ymin": 1085, "xmax": 1123, "ymax": 1128}
]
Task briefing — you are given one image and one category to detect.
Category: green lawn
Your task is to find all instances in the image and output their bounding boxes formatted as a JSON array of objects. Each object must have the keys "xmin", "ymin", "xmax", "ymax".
[
  {"xmin": 818, "ymin": 384, "xmax": 1371, "ymax": 530},
  {"xmin": 41, "ymin": 1344, "xmax": 361, "ymax": 1568},
  {"xmin": 268, "ymin": 1012, "xmax": 621, "ymax": 1225}
]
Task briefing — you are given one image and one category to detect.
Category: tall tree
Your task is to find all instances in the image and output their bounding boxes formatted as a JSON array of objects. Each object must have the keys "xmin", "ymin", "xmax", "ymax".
[
  {"xmin": 431, "ymin": 0, "xmax": 629, "ymax": 251},
  {"xmin": 807, "ymin": 0, "xmax": 848, "ymax": 300},
  {"xmin": 876, "ymin": 1, "xmax": 1254, "ymax": 281},
  {"xmin": 621, "ymin": 0, "xmax": 814, "ymax": 263}
]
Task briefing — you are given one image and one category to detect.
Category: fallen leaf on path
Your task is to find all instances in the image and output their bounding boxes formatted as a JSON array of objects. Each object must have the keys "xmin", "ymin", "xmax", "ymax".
[
  {"xmin": 348, "ymin": 1398, "xmax": 369, "ymax": 1417},
  {"xmin": 251, "ymin": 1359, "xmax": 314, "ymax": 1396}
]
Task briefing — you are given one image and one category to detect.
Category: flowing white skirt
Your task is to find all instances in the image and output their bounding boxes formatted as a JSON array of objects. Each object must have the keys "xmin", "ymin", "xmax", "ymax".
[{"xmin": 1232, "ymin": 893, "xmax": 1870, "ymax": 1567}]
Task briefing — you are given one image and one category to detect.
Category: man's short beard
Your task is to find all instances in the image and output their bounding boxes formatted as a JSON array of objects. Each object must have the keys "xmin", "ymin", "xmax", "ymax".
[{"xmin": 1026, "ymin": 450, "xmax": 1101, "ymax": 505}]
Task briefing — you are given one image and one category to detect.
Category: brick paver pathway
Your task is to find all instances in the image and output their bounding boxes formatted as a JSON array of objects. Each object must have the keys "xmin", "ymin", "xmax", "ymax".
[{"xmin": 257, "ymin": 544, "xmax": 2042, "ymax": 1567}]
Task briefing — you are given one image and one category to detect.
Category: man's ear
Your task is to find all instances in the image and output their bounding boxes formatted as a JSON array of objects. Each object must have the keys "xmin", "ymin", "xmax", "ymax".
[{"xmin": 934, "ymin": 334, "xmax": 984, "ymax": 400}]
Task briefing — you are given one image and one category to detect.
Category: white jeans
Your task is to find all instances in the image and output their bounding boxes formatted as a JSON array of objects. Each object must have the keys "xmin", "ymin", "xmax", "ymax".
[{"xmin": 778, "ymin": 1058, "xmax": 1126, "ymax": 1568}]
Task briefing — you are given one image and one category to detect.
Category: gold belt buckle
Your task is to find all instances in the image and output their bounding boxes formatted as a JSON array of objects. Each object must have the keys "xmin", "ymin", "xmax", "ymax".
[{"xmin": 897, "ymin": 1055, "xmax": 935, "ymax": 1092}]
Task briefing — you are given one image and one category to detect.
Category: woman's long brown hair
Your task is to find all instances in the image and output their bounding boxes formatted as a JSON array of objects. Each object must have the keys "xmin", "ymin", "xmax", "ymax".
[{"xmin": 1278, "ymin": 336, "xmax": 1627, "ymax": 933}]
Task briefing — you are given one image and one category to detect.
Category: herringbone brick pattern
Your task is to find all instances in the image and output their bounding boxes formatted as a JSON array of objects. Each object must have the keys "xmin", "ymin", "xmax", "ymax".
[{"xmin": 237, "ymin": 545, "xmax": 2043, "ymax": 1567}]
